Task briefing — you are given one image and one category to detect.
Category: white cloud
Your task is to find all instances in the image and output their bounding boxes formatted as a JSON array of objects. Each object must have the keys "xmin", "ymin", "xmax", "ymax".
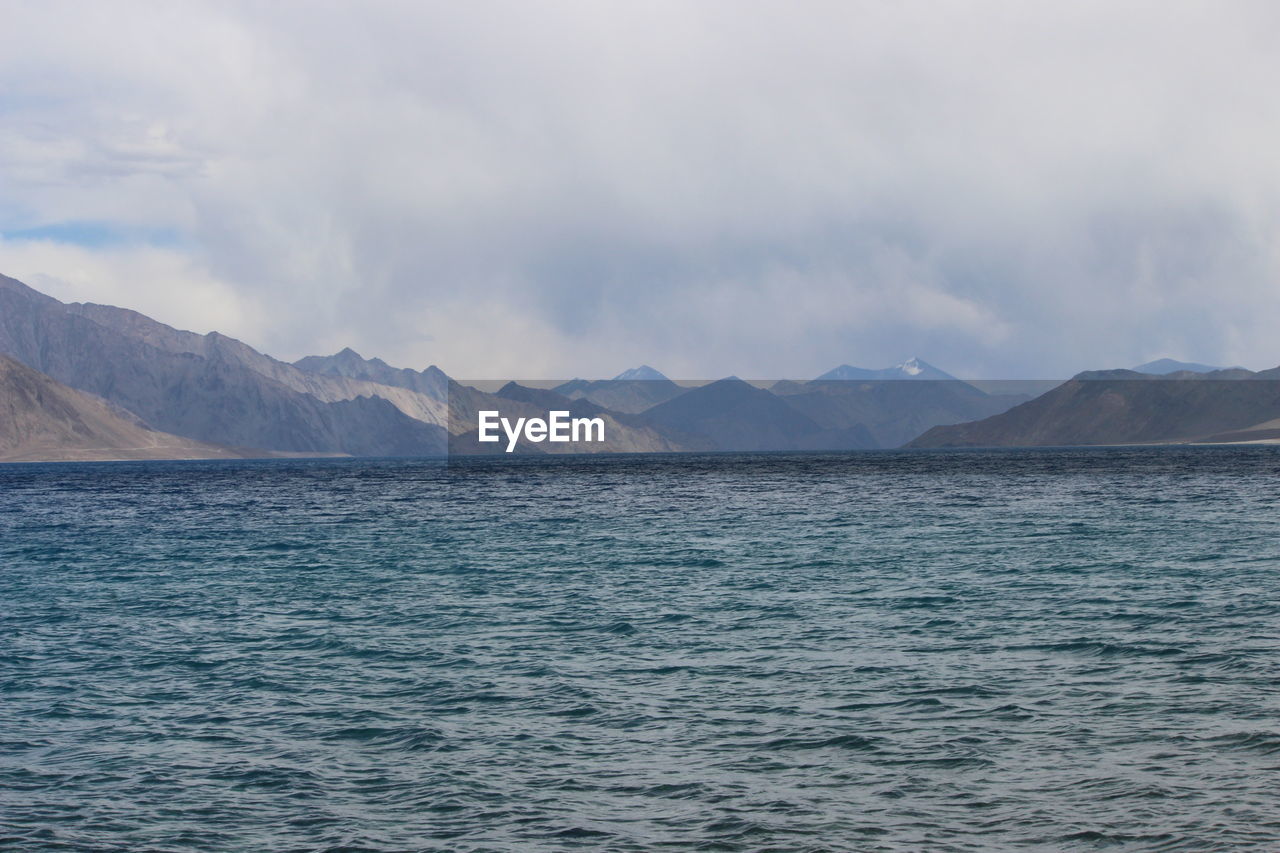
[
  {"xmin": 3, "ymin": 1, "xmax": 1280, "ymax": 376},
  {"xmin": 0, "ymin": 238, "xmax": 266, "ymax": 345}
]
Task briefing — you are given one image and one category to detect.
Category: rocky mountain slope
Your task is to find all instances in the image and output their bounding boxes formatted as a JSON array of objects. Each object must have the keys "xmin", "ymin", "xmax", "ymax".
[
  {"xmin": 0, "ymin": 274, "xmax": 447, "ymax": 456},
  {"xmin": 0, "ymin": 354, "xmax": 250, "ymax": 462},
  {"xmin": 293, "ymin": 347, "xmax": 448, "ymax": 400},
  {"xmin": 909, "ymin": 369, "xmax": 1280, "ymax": 447}
]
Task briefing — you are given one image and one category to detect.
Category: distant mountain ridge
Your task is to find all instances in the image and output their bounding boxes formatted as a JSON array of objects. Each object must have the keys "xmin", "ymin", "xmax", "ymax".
[
  {"xmin": 0, "ymin": 272, "xmax": 1079, "ymax": 459},
  {"xmin": 443, "ymin": 379, "xmax": 685, "ymax": 454},
  {"xmin": 641, "ymin": 377, "xmax": 847, "ymax": 451},
  {"xmin": 60, "ymin": 302, "xmax": 449, "ymax": 424},
  {"xmin": 552, "ymin": 366, "xmax": 685, "ymax": 413},
  {"xmin": 910, "ymin": 367, "xmax": 1280, "ymax": 448},
  {"xmin": 776, "ymin": 374, "xmax": 1027, "ymax": 448},
  {"xmin": 816, "ymin": 358, "xmax": 956, "ymax": 382},
  {"xmin": 1132, "ymin": 358, "xmax": 1240, "ymax": 375},
  {"xmin": 294, "ymin": 348, "xmax": 448, "ymax": 398}
]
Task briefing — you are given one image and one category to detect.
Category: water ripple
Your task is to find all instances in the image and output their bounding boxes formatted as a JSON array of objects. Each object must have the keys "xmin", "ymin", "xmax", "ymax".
[{"xmin": 2, "ymin": 448, "xmax": 1280, "ymax": 850}]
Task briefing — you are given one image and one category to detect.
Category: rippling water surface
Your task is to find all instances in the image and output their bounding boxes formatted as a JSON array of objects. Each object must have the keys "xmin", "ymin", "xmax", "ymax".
[{"xmin": 3, "ymin": 448, "xmax": 1280, "ymax": 851}]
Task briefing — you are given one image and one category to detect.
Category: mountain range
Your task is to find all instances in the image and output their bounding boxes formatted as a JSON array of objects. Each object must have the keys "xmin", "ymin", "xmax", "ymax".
[
  {"xmin": 3, "ymin": 271, "xmax": 1274, "ymax": 459},
  {"xmin": 910, "ymin": 367, "xmax": 1280, "ymax": 447},
  {"xmin": 815, "ymin": 357, "xmax": 957, "ymax": 382},
  {"xmin": 0, "ymin": 274, "xmax": 448, "ymax": 457},
  {"xmin": 0, "ymin": 273, "xmax": 1030, "ymax": 459},
  {"xmin": 552, "ymin": 366, "xmax": 685, "ymax": 414}
]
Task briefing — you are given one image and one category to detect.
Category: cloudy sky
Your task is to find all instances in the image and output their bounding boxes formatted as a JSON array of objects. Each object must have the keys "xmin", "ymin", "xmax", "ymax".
[{"xmin": 2, "ymin": 1, "xmax": 1279, "ymax": 378}]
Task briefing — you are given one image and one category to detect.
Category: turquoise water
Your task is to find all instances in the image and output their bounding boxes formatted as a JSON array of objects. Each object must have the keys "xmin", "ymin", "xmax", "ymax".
[{"xmin": 3, "ymin": 449, "xmax": 1280, "ymax": 851}]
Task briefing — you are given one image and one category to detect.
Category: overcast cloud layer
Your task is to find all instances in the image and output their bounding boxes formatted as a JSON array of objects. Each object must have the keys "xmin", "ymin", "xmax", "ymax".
[{"xmin": 2, "ymin": 1, "xmax": 1279, "ymax": 378}]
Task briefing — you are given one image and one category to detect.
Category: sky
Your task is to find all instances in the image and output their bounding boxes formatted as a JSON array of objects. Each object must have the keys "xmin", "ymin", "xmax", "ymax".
[{"xmin": 2, "ymin": 1, "xmax": 1280, "ymax": 379}]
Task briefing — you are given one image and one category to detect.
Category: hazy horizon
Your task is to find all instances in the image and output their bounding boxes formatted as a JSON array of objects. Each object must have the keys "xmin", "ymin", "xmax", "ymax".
[{"xmin": 2, "ymin": 271, "xmax": 1260, "ymax": 380}]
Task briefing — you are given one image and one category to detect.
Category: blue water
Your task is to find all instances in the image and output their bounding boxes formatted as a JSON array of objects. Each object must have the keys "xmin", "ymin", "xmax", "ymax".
[{"xmin": 3, "ymin": 449, "xmax": 1280, "ymax": 851}]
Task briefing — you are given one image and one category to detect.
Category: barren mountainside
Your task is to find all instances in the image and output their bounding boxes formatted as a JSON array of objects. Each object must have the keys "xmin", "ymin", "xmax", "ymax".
[
  {"xmin": 910, "ymin": 369, "xmax": 1280, "ymax": 447},
  {"xmin": 0, "ymin": 354, "xmax": 248, "ymax": 462},
  {"xmin": 0, "ymin": 274, "xmax": 447, "ymax": 456}
]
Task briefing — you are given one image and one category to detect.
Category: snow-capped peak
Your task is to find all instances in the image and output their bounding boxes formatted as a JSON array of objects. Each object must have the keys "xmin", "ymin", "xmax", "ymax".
[
  {"xmin": 612, "ymin": 365, "xmax": 669, "ymax": 382},
  {"xmin": 897, "ymin": 358, "xmax": 923, "ymax": 376}
]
